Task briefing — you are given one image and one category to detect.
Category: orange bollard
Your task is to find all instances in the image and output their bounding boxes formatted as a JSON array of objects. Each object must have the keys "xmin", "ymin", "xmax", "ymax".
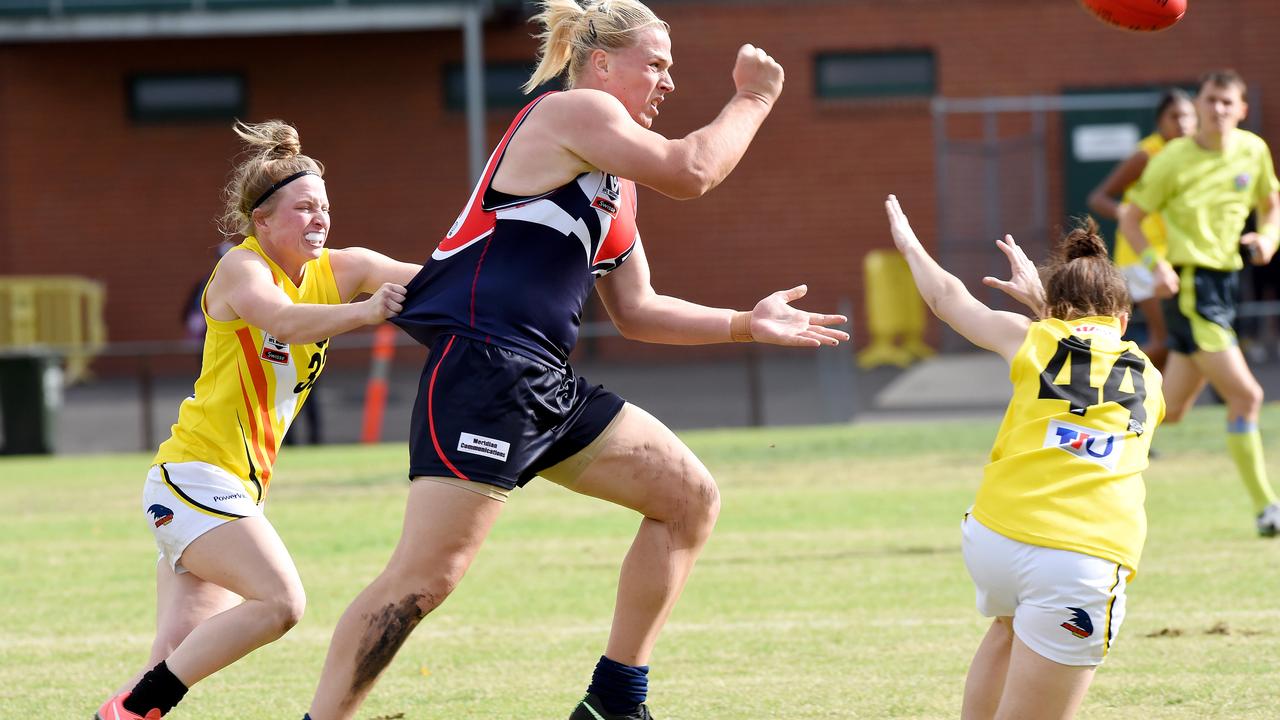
[{"xmin": 360, "ymin": 323, "xmax": 397, "ymax": 443}]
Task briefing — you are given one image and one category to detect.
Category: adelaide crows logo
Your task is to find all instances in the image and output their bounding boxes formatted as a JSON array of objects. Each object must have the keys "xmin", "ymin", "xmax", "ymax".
[
  {"xmin": 1061, "ymin": 607, "xmax": 1094, "ymax": 638},
  {"xmin": 147, "ymin": 504, "xmax": 175, "ymax": 528}
]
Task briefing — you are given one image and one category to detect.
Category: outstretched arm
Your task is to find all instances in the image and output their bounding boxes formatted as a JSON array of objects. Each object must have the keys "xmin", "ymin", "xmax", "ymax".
[
  {"xmin": 596, "ymin": 239, "xmax": 848, "ymax": 347},
  {"xmin": 206, "ymin": 250, "xmax": 404, "ymax": 345},
  {"xmin": 329, "ymin": 247, "xmax": 421, "ymax": 301},
  {"xmin": 885, "ymin": 195, "xmax": 1029, "ymax": 362}
]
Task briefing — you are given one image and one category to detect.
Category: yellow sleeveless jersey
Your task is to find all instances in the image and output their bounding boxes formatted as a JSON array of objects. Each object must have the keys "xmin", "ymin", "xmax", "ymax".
[
  {"xmin": 972, "ymin": 317, "xmax": 1165, "ymax": 572},
  {"xmin": 153, "ymin": 236, "xmax": 342, "ymax": 500},
  {"xmin": 1113, "ymin": 133, "xmax": 1169, "ymax": 266}
]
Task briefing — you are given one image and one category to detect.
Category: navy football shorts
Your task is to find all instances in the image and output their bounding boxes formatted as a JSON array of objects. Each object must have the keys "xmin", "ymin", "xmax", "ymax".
[
  {"xmin": 407, "ymin": 334, "xmax": 625, "ymax": 492},
  {"xmin": 1163, "ymin": 266, "xmax": 1238, "ymax": 355}
]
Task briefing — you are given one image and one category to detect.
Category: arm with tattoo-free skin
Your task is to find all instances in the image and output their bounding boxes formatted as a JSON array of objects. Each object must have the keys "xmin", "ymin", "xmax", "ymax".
[
  {"xmin": 886, "ymin": 195, "xmax": 1031, "ymax": 362},
  {"xmin": 496, "ymin": 44, "xmax": 784, "ymax": 201},
  {"xmin": 204, "ymin": 250, "xmax": 406, "ymax": 345},
  {"xmin": 1119, "ymin": 203, "xmax": 1180, "ymax": 298},
  {"xmin": 1240, "ymin": 191, "xmax": 1280, "ymax": 265},
  {"xmin": 595, "ymin": 239, "xmax": 849, "ymax": 347}
]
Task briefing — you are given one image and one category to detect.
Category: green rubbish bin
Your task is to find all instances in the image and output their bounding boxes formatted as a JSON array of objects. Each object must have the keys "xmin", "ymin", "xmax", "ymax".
[{"xmin": 0, "ymin": 351, "xmax": 63, "ymax": 455}]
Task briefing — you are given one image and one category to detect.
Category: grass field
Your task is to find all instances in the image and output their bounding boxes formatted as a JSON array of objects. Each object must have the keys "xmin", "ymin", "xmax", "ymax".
[{"xmin": 3, "ymin": 404, "xmax": 1279, "ymax": 719}]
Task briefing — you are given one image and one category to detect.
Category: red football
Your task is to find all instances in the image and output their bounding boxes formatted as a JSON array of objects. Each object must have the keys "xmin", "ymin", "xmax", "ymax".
[{"xmin": 1079, "ymin": 0, "xmax": 1187, "ymax": 31}]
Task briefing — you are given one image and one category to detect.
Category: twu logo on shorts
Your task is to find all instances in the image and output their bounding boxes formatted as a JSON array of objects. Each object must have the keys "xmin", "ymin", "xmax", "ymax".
[
  {"xmin": 147, "ymin": 504, "xmax": 175, "ymax": 528},
  {"xmin": 1061, "ymin": 607, "xmax": 1094, "ymax": 638},
  {"xmin": 1044, "ymin": 419, "xmax": 1124, "ymax": 471}
]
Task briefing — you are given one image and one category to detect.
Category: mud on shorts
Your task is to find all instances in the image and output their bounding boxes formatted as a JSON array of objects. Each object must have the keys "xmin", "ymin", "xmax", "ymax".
[
  {"xmin": 142, "ymin": 461, "xmax": 264, "ymax": 573},
  {"xmin": 1164, "ymin": 265, "xmax": 1239, "ymax": 355},
  {"xmin": 407, "ymin": 334, "xmax": 626, "ymax": 498}
]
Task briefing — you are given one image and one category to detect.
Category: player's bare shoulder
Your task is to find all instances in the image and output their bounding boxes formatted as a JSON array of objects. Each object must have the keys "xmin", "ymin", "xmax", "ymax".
[
  {"xmin": 528, "ymin": 89, "xmax": 634, "ymax": 142},
  {"xmin": 204, "ymin": 246, "xmax": 271, "ymax": 320}
]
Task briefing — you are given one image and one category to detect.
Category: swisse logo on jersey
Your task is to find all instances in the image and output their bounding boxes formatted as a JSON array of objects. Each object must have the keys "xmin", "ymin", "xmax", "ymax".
[
  {"xmin": 592, "ymin": 174, "xmax": 622, "ymax": 218},
  {"xmin": 1044, "ymin": 419, "xmax": 1124, "ymax": 470},
  {"xmin": 457, "ymin": 432, "xmax": 511, "ymax": 462},
  {"xmin": 261, "ymin": 333, "xmax": 290, "ymax": 365}
]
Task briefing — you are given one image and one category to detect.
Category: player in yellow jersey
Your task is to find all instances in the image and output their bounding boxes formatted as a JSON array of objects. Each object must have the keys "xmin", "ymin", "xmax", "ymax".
[
  {"xmin": 1119, "ymin": 70, "xmax": 1280, "ymax": 536},
  {"xmin": 886, "ymin": 195, "xmax": 1164, "ymax": 720},
  {"xmin": 95, "ymin": 121, "xmax": 420, "ymax": 720},
  {"xmin": 1088, "ymin": 88, "xmax": 1197, "ymax": 370}
]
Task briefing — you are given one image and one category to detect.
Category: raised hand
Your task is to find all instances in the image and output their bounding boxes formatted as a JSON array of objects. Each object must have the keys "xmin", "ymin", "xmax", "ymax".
[
  {"xmin": 732, "ymin": 44, "xmax": 784, "ymax": 104},
  {"xmin": 884, "ymin": 194, "xmax": 922, "ymax": 254},
  {"xmin": 982, "ymin": 234, "xmax": 1046, "ymax": 318},
  {"xmin": 749, "ymin": 285, "xmax": 849, "ymax": 347}
]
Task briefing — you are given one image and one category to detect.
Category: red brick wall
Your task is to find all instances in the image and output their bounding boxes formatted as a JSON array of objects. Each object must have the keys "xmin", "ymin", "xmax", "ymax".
[{"xmin": 0, "ymin": 0, "xmax": 1274, "ymax": 359}]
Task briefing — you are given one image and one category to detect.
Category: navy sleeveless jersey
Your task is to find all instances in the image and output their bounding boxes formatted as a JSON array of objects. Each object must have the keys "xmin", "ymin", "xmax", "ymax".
[{"xmin": 394, "ymin": 92, "xmax": 639, "ymax": 368}]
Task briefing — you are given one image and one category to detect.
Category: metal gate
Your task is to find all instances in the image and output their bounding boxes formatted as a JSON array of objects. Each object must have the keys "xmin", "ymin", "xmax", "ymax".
[{"xmin": 931, "ymin": 91, "xmax": 1171, "ymax": 349}]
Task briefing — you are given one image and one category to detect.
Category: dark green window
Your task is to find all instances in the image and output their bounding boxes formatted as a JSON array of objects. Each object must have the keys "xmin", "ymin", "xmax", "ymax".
[
  {"xmin": 815, "ymin": 51, "xmax": 935, "ymax": 99},
  {"xmin": 128, "ymin": 73, "xmax": 245, "ymax": 123},
  {"xmin": 443, "ymin": 62, "xmax": 560, "ymax": 111}
]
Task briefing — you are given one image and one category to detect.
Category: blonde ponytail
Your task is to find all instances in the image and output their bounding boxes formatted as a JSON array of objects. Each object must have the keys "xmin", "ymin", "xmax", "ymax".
[{"xmin": 523, "ymin": 0, "xmax": 668, "ymax": 93}]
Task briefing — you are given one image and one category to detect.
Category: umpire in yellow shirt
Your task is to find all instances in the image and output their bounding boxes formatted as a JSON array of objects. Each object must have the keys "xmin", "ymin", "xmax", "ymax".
[{"xmin": 1120, "ymin": 69, "xmax": 1280, "ymax": 536}]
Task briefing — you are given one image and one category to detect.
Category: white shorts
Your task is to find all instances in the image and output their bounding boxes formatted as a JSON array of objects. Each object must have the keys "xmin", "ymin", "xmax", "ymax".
[
  {"xmin": 1119, "ymin": 263, "xmax": 1157, "ymax": 303},
  {"xmin": 142, "ymin": 461, "xmax": 263, "ymax": 574},
  {"xmin": 961, "ymin": 514, "xmax": 1130, "ymax": 667}
]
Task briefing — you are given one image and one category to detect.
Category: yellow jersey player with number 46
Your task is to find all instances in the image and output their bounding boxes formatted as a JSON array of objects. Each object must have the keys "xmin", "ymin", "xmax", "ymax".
[{"xmin": 885, "ymin": 195, "xmax": 1164, "ymax": 720}]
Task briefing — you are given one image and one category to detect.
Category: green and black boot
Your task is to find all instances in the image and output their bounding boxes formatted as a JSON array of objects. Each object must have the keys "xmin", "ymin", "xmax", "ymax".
[{"xmin": 569, "ymin": 693, "xmax": 653, "ymax": 720}]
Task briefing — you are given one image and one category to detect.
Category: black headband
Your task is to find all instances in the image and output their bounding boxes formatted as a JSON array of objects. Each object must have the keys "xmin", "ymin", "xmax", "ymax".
[{"xmin": 249, "ymin": 170, "xmax": 319, "ymax": 212}]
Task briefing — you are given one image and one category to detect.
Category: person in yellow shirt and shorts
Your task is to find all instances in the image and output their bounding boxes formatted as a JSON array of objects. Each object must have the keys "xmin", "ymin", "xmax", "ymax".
[
  {"xmin": 95, "ymin": 120, "xmax": 420, "ymax": 720},
  {"xmin": 1120, "ymin": 70, "xmax": 1280, "ymax": 536},
  {"xmin": 886, "ymin": 195, "xmax": 1164, "ymax": 720},
  {"xmin": 1088, "ymin": 88, "xmax": 1197, "ymax": 370}
]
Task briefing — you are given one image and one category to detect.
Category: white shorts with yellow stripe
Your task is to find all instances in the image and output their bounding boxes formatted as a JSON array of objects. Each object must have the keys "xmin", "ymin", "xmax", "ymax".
[
  {"xmin": 142, "ymin": 462, "xmax": 263, "ymax": 574},
  {"xmin": 961, "ymin": 514, "xmax": 1130, "ymax": 667}
]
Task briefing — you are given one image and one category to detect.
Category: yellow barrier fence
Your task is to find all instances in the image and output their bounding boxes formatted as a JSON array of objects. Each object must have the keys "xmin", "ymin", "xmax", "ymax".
[
  {"xmin": 0, "ymin": 276, "xmax": 106, "ymax": 382},
  {"xmin": 856, "ymin": 250, "xmax": 934, "ymax": 368}
]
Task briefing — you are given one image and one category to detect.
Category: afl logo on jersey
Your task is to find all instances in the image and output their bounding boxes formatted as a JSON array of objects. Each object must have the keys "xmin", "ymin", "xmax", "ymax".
[
  {"xmin": 1044, "ymin": 419, "xmax": 1124, "ymax": 470},
  {"xmin": 592, "ymin": 174, "xmax": 623, "ymax": 218},
  {"xmin": 261, "ymin": 333, "xmax": 290, "ymax": 365}
]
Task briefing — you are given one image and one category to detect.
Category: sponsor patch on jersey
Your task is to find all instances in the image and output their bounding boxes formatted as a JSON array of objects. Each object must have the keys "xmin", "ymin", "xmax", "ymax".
[
  {"xmin": 1235, "ymin": 173, "xmax": 1251, "ymax": 191},
  {"xmin": 1061, "ymin": 607, "xmax": 1094, "ymax": 638},
  {"xmin": 600, "ymin": 174, "xmax": 621, "ymax": 201},
  {"xmin": 1044, "ymin": 418, "xmax": 1124, "ymax": 470},
  {"xmin": 261, "ymin": 333, "xmax": 290, "ymax": 365},
  {"xmin": 592, "ymin": 195, "xmax": 620, "ymax": 218},
  {"xmin": 457, "ymin": 432, "xmax": 511, "ymax": 462}
]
